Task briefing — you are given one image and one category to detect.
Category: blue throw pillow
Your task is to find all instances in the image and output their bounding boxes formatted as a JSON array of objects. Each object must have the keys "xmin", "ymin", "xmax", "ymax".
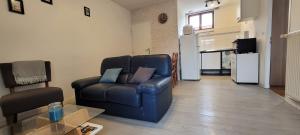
[{"xmin": 99, "ymin": 68, "xmax": 123, "ymax": 83}]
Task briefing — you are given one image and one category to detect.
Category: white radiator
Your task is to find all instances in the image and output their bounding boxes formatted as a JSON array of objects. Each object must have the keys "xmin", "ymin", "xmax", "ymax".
[{"xmin": 283, "ymin": 31, "xmax": 300, "ymax": 101}]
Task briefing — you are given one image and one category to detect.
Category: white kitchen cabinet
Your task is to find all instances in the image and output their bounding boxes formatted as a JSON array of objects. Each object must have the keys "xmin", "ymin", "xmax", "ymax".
[
  {"xmin": 202, "ymin": 52, "xmax": 221, "ymax": 70},
  {"xmin": 231, "ymin": 53, "xmax": 259, "ymax": 84},
  {"xmin": 237, "ymin": 0, "xmax": 260, "ymax": 22}
]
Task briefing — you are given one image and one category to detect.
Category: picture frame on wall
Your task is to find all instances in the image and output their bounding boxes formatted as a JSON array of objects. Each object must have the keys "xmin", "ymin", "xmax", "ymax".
[
  {"xmin": 7, "ymin": 0, "xmax": 25, "ymax": 15},
  {"xmin": 84, "ymin": 7, "xmax": 90, "ymax": 17},
  {"xmin": 41, "ymin": 0, "xmax": 53, "ymax": 5}
]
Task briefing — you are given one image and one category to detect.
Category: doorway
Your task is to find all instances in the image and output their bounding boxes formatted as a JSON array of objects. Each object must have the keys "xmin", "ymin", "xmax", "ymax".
[
  {"xmin": 132, "ymin": 22, "xmax": 152, "ymax": 55},
  {"xmin": 270, "ymin": 0, "xmax": 289, "ymax": 97}
]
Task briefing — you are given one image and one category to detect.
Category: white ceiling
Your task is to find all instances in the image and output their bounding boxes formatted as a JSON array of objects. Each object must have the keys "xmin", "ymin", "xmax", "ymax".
[
  {"xmin": 178, "ymin": 0, "xmax": 238, "ymax": 13},
  {"xmin": 112, "ymin": 0, "xmax": 170, "ymax": 10}
]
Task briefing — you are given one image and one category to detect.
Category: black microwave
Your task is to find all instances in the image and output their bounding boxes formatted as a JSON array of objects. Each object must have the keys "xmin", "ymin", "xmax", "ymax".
[{"xmin": 233, "ymin": 38, "xmax": 257, "ymax": 54}]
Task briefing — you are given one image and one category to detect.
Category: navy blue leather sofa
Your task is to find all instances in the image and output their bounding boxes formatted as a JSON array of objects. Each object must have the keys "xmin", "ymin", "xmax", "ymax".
[{"xmin": 71, "ymin": 55, "xmax": 172, "ymax": 122}]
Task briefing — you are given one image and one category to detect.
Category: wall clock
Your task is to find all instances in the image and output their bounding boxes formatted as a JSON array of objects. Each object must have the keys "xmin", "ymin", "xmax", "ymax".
[{"xmin": 158, "ymin": 13, "xmax": 168, "ymax": 24}]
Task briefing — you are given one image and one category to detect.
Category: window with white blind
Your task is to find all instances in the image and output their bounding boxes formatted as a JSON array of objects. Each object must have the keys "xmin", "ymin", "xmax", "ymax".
[{"xmin": 188, "ymin": 11, "xmax": 214, "ymax": 30}]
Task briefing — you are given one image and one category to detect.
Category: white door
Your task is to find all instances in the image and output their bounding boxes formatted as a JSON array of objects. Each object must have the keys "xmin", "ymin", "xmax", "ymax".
[{"xmin": 132, "ymin": 22, "xmax": 151, "ymax": 55}]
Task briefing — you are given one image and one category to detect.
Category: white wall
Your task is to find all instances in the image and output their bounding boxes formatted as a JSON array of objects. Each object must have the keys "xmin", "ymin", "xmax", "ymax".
[
  {"xmin": 241, "ymin": 0, "xmax": 273, "ymax": 88},
  {"xmin": 289, "ymin": 0, "xmax": 300, "ymax": 32},
  {"xmin": 284, "ymin": 0, "xmax": 300, "ymax": 104},
  {"xmin": 240, "ymin": 20, "xmax": 256, "ymax": 38},
  {"xmin": 132, "ymin": 22, "xmax": 151, "ymax": 55},
  {"xmin": 177, "ymin": 0, "xmax": 240, "ymax": 51},
  {"xmin": 0, "ymin": 0, "xmax": 132, "ymax": 125},
  {"xmin": 197, "ymin": 3, "xmax": 241, "ymax": 51},
  {"xmin": 131, "ymin": 0, "xmax": 179, "ymax": 55}
]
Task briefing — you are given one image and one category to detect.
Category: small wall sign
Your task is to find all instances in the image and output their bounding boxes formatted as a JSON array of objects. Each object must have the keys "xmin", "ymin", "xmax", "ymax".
[
  {"xmin": 41, "ymin": 0, "xmax": 53, "ymax": 5},
  {"xmin": 8, "ymin": 0, "xmax": 25, "ymax": 15},
  {"xmin": 84, "ymin": 7, "xmax": 90, "ymax": 17}
]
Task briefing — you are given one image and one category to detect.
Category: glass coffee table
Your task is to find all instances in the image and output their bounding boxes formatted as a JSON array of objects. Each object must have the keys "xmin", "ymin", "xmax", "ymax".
[{"xmin": 0, "ymin": 105, "xmax": 105, "ymax": 135}]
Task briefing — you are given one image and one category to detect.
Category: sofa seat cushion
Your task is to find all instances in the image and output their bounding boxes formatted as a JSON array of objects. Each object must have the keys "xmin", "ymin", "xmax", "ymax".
[
  {"xmin": 80, "ymin": 83, "xmax": 114, "ymax": 101},
  {"xmin": 106, "ymin": 85, "xmax": 141, "ymax": 107}
]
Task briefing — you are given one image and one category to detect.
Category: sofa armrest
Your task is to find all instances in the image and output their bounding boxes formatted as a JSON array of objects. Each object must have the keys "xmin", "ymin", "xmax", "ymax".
[
  {"xmin": 71, "ymin": 76, "xmax": 101, "ymax": 90},
  {"xmin": 137, "ymin": 77, "xmax": 171, "ymax": 95}
]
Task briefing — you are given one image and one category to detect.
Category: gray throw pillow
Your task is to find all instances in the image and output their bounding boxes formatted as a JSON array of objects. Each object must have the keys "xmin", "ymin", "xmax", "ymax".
[
  {"xmin": 99, "ymin": 68, "xmax": 123, "ymax": 83},
  {"xmin": 129, "ymin": 67, "xmax": 156, "ymax": 84}
]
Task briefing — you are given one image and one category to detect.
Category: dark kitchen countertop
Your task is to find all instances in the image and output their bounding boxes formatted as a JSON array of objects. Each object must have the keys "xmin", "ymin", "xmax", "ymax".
[{"xmin": 200, "ymin": 48, "xmax": 236, "ymax": 53}]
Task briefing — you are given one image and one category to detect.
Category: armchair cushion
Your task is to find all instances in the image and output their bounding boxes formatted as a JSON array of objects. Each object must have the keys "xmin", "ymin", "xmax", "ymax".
[
  {"xmin": 137, "ymin": 77, "xmax": 171, "ymax": 95},
  {"xmin": 0, "ymin": 87, "xmax": 63, "ymax": 116},
  {"xmin": 71, "ymin": 76, "xmax": 101, "ymax": 90}
]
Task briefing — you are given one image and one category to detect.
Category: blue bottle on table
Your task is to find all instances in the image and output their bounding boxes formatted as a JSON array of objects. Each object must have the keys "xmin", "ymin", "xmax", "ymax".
[{"xmin": 48, "ymin": 102, "xmax": 64, "ymax": 122}]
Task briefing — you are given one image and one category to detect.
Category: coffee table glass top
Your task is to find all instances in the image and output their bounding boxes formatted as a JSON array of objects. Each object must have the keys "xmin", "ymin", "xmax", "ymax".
[{"xmin": 0, "ymin": 105, "xmax": 105, "ymax": 135}]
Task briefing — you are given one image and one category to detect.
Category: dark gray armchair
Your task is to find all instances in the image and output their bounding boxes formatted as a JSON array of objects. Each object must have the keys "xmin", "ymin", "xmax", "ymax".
[{"xmin": 0, "ymin": 61, "xmax": 64, "ymax": 125}]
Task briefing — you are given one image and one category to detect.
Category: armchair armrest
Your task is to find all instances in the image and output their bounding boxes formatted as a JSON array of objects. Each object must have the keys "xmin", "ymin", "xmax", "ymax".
[
  {"xmin": 137, "ymin": 77, "xmax": 171, "ymax": 95},
  {"xmin": 71, "ymin": 76, "xmax": 101, "ymax": 90}
]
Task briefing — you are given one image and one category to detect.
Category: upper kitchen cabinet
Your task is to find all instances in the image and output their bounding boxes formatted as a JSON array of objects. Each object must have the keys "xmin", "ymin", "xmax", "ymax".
[{"xmin": 237, "ymin": 0, "xmax": 260, "ymax": 22}]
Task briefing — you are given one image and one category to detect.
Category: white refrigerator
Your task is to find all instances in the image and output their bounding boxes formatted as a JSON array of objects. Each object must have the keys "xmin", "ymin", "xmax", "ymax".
[{"xmin": 180, "ymin": 34, "xmax": 201, "ymax": 80}]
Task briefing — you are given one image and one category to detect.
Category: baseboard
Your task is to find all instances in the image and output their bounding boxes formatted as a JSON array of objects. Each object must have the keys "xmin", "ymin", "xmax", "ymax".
[{"xmin": 285, "ymin": 96, "xmax": 300, "ymax": 110}]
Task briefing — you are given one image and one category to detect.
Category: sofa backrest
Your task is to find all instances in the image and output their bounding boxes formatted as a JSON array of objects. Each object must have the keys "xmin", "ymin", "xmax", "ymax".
[
  {"xmin": 101, "ymin": 55, "xmax": 131, "ymax": 75},
  {"xmin": 131, "ymin": 55, "xmax": 171, "ymax": 77}
]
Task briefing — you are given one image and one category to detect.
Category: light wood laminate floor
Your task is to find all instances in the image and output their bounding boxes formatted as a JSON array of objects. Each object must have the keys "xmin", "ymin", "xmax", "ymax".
[{"xmin": 91, "ymin": 76, "xmax": 300, "ymax": 135}]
